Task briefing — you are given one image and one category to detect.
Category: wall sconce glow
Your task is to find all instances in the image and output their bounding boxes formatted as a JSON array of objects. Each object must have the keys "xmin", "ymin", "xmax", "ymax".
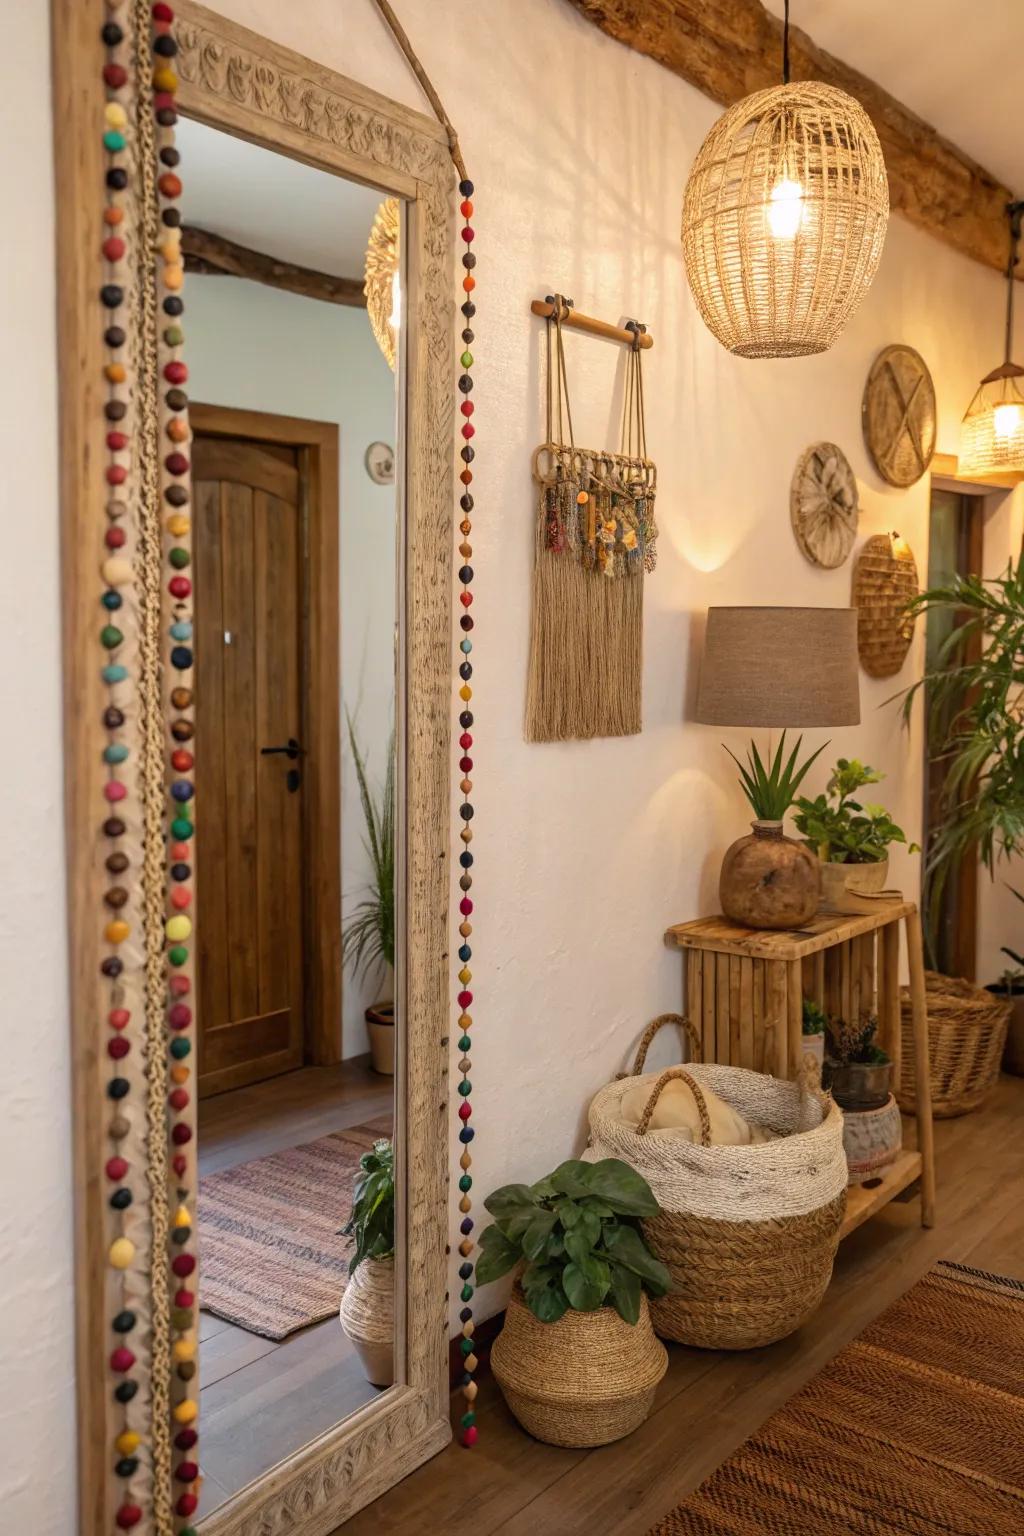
[
  {"xmin": 364, "ymin": 196, "xmax": 400, "ymax": 372},
  {"xmin": 767, "ymin": 177, "xmax": 804, "ymax": 240},
  {"xmin": 959, "ymin": 199, "xmax": 1024, "ymax": 477}
]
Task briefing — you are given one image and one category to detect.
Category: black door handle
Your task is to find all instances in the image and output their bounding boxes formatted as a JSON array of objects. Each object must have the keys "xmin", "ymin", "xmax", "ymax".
[{"xmin": 260, "ymin": 737, "xmax": 305, "ymax": 760}]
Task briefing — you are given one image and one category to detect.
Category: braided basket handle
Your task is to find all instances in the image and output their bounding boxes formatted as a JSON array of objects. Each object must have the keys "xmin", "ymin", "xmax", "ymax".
[
  {"xmin": 636, "ymin": 1068, "xmax": 712, "ymax": 1146},
  {"xmin": 629, "ymin": 1013, "xmax": 701, "ymax": 1076}
]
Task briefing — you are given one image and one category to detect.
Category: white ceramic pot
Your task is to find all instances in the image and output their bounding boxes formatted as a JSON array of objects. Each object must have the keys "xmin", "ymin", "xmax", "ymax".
[
  {"xmin": 842, "ymin": 1093, "xmax": 902, "ymax": 1184},
  {"xmin": 820, "ymin": 855, "xmax": 889, "ymax": 912},
  {"xmin": 339, "ymin": 1256, "xmax": 395, "ymax": 1386}
]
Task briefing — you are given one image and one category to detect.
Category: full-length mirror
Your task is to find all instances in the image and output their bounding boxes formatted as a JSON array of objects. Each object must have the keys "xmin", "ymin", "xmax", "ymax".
[{"xmin": 176, "ymin": 116, "xmax": 403, "ymax": 1513}]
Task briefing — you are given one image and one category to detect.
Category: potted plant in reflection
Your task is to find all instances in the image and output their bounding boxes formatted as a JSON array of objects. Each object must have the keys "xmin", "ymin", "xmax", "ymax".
[
  {"xmin": 793, "ymin": 758, "xmax": 917, "ymax": 911},
  {"xmin": 342, "ymin": 718, "xmax": 395, "ymax": 1074},
  {"xmin": 339, "ymin": 1137, "xmax": 395, "ymax": 1386},
  {"xmin": 802, "ymin": 997, "xmax": 827, "ymax": 1076},
  {"xmin": 476, "ymin": 1158, "xmax": 671, "ymax": 1447},
  {"xmin": 985, "ymin": 887, "xmax": 1024, "ymax": 1075},
  {"xmin": 719, "ymin": 732, "xmax": 827, "ymax": 929}
]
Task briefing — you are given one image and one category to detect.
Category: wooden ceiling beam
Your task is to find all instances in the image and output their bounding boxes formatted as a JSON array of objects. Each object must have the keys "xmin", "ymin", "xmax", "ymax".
[
  {"xmin": 565, "ymin": 0, "xmax": 1018, "ymax": 280},
  {"xmin": 181, "ymin": 225, "xmax": 367, "ymax": 307}
]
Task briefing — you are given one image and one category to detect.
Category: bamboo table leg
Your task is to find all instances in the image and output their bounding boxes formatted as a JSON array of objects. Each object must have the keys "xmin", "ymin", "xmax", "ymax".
[
  {"xmin": 905, "ymin": 909, "xmax": 936, "ymax": 1228},
  {"xmin": 787, "ymin": 959, "xmax": 803, "ymax": 1081}
]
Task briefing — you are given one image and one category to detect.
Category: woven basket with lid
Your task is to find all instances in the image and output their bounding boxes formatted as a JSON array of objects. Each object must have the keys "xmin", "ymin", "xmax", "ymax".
[
  {"xmin": 588, "ymin": 1016, "xmax": 847, "ymax": 1350},
  {"xmin": 900, "ymin": 972, "xmax": 1010, "ymax": 1119},
  {"xmin": 491, "ymin": 1283, "xmax": 667, "ymax": 1447}
]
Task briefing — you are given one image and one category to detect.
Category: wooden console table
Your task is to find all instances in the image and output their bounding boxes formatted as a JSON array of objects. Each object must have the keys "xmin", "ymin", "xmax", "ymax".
[{"xmin": 664, "ymin": 902, "xmax": 936, "ymax": 1239}]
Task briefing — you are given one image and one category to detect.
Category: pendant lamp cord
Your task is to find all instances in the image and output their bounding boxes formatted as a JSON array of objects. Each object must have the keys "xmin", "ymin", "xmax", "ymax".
[
  {"xmin": 782, "ymin": 0, "xmax": 791, "ymax": 85},
  {"xmin": 371, "ymin": 0, "xmax": 468, "ymax": 182},
  {"xmin": 1003, "ymin": 201, "xmax": 1024, "ymax": 365}
]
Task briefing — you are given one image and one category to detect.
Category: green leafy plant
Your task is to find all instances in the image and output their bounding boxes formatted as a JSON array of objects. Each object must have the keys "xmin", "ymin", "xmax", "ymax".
[
  {"xmin": 802, "ymin": 998, "xmax": 827, "ymax": 1037},
  {"xmin": 999, "ymin": 886, "xmax": 1024, "ymax": 980},
  {"xmin": 341, "ymin": 1138, "xmax": 395, "ymax": 1275},
  {"xmin": 793, "ymin": 758, "xmax": 917, "ymax": 864},
  {"xmin": 341, "ymin": 716, "xmax": 395, "ymax": 980},
  {"xmin": 724, "ymin": 731, "xmax": 828, "ymax": 821},
  {"xmin": 475, "ymin": 1159, "xmax": 671, "ymax": 1325},
  {"xmin": 825, "ymin": 1014, "xmax": 889, "ymax": 1066},
  {"xmin": 900, "ymin": 555, "xmax": 1024, "ymax": 886}
]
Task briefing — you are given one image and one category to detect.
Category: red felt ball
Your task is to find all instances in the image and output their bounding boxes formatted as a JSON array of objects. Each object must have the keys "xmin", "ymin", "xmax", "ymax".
[
  {"xmin": 458, "ymin": 990, "xmax": 473, "ymax": 1009},
  {"xmin": 168, "ymin": 1004, "xmax": 192, "ymax": 1029},
  {"xmin": 460, "ymin": 756, "xmax": 472, "ymax": 772},
  {"xmin": 103, "ymin": 237, "xmax": 126, "ymax": 262},
  {"xmin": 460, "ymin": 592, "xmax": 473, "ymax": 607},
  {"xmin": 171, "ymin": 749, "xmax": 193, "ymax": 771},
  {"xmin": 165, "ymin": 452, "xmax": 190, "ymax": 476},
  {"xmin": 106, "ymin": 464, "xmax": 128, "ymax": 486},
  {"xmin": 175, "ymin": 1461, "xmax": 199, "ymax": 1483},
  {"xmin": 103, "ymin": 64, "xmax": 128, "ymax": 89},
  {"xmin": 172, "ymin": 1123, "xmax": 193, "ymax": 1146},
  {"xmin": 177, "ymin": 1494, "xmax": 199, "ymax": 1518},
  {"xmin": 169, "ymin": 1088, "xmax": 190, "ymax": 1111},
  {"xmin": 175, "ymin": 1427, "xmax": 198, "ymax": 1450},
  {"xmin": 106, "ymin": 526, "xmax": 127, "ymax": 549},
  {"xmin": 172, "ymin": 1154, "xmax": 187, "ymax": 1177},
  {"xmin": 462, "ymin": 225, "xmax": 475, "ymax": 243},
  {"xmin": 109, "ymin": 1008, "xmax": 130, "ymax": 1030},
  {"xmin": 108, "ymin": 1036, "xmax": 130, "ymax": 1060},
  {"xmin": 158, "ymin": 172, "xmax": 183, "ymax": 200},
  {"xmin": 116, "ymin": 1506, "xmax": 143, "ymax": 1530},
  {"xmin": 163, "ymin": 360, "xmax": 188, "ymax": 384},
  {"xmin": 152, "ymin": 1, "xmax": 175, "ymax": 19},
  {"xmin": 459, "ymin": 732, "xmax": 472, "ymax": 749},
  {"xmin": 169, "ymin": 976, "xmax": 191, "ymax": 997},
  {"xmin": 106, "ymin": 431, "xmax": 128, "ymax": 451},
  {"xmin": 174, "ymin": 1288, "xmax": 194, "ymax": 1308},
  {"xmin": 458, "ymin": 1100, "xmax": 472, "ymax": 1121},
  {"xmin": 462, "ymin": 424, "xmax": 475, "ymax": 440},
  {"xmin": 172, "ymin": 1253, "xmax": 196, "ymax": 1278},
  {"xmin": 168, "ymin": 575, "xmax": 191, "ymax": 599},
  {"xmin": 106, "ymin": 1156, "xmax": 129, "ymax": 1181},
  {"xmin": 153, "ymin": 92, "xmax": 176, "ymax": 112},
  {"xmin": 460, "ymin": 897, "xmax": 474, "ymax": 916},
  {"xmin": 110, "ymin": 1346, "xmax": 135, "ymax": 1373},
  {"xmin": 461, "ymin": 1426, "xmax": 478, "ymax": 1448},
  {"xmin": 460, "ymin": 401, "xmax": 474, "ymax": 417}
]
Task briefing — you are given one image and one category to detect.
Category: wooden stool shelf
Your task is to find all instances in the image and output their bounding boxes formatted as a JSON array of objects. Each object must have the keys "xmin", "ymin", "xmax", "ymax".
[{"xmin": 664, "ymin": 902, "xmax": 936, "ymax": 1234}]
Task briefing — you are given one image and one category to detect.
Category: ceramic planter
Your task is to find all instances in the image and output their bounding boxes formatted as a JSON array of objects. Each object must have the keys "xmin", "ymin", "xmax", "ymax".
[
  {"xmin": 339, "ymin": 1256, "xmax": 394, "ymax": 1387},
  {"xmin": 842, "ymin": 1093, "xmax": 902, "ymax": 1183},
  {"xmin": 826, "ymin": 1057, "xmax": 892, "ymax": 1111},
  {"xmin": 365, "ymin": 1001, "xmax": 394, "ymax": 1075},
  {"xmin": 820, "ymin": 854, "xmax": 889, "ymax": 912},
  {"xmin": 720, "ymin": 820, "xmax": 820, "ymax": 930},
  {"xmin": 491, "ymin": 1284, "xmax": 667, "ymax": 1447}
]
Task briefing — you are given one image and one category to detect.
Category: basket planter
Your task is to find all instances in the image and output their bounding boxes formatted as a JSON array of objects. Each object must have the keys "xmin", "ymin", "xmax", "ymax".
[
  {"xmin": 842, "ymin": 1093, "xmax": 902, "ymax": 1184},
  {"xmin": 339, "ymin": 1256, "xmax": 394, "ymax": 1387},
  {"xmin": 490, "ymin": 1284, "xmax": 667, "ymax": 1447},
  {"xmin": 986, "ymin": 981, "xmax": 1024, "ymax": 1077},
  {"xmin": 819, "ymin": 855, "xmax": 888, "ymax": 912},
  {"xmin": 587, "ymin": 1042, "xmax": 847, "ymax": 1350},
  {"xmin": 900, "ymin": 972, "xmax": 1010, "ymax": 1118}
]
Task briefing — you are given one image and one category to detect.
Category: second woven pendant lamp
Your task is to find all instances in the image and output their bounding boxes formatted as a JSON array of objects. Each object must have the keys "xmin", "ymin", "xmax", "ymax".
[{"xmin": 682, "ymin": 1, "xmax": 888, "ymax": 359}]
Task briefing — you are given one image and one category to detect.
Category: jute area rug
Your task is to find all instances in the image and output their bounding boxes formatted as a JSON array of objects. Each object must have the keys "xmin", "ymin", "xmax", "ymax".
[
  {"xmin": 648, "ymin": 1261, "xmax": 1024, "ymax": 1535},
  {"xmin": 199, "ymin": 1119, "xmax": 391, "ymax": 1340}
]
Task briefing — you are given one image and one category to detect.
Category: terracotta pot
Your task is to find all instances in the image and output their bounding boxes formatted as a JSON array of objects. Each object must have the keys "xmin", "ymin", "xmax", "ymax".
[
  {"xmin": 820, "ymin": 855, "xmax": 889, "ymax": 912},
  {"xmin": 826, "ymin": 1057, "xmax": 892, "ymax": 1112},
  {"xmin": 339, "ymin": 1256, "xmax": 394, "ymax": 1387},
  {"xmin": 491, "ymin": 1284, "xmax": 667, "ymax": 1447},
  {"xmin": 986, "ymin": 983, "xmax": 1024, "ymax": 1076},
  {"xmin": 365, "ymin": 1001, "xmax": 394, "ymax": 1076},
  {"xmin": 842, "ymin": 1093, "xmax": 902, "ymax": 1184},
  {"xmin": 719, "ymin": 820, "xmax": 819, "ymax": 930}
]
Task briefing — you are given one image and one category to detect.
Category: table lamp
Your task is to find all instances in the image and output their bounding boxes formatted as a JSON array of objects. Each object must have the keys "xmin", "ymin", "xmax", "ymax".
[{"xmin": 696, "ymin": 606, "xmax": 861, "ymax": 928}]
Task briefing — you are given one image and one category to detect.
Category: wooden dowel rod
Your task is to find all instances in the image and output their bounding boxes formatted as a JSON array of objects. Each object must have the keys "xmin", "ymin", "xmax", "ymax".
[{"xmin": 531, "ymin": 298, "xmax": 654, "ymax": 349}]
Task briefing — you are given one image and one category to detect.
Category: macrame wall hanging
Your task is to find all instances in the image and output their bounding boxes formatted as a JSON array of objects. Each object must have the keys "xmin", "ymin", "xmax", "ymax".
[{"xmin": 525, "ymin": 298, "xmax": 658, "ymax": 742}]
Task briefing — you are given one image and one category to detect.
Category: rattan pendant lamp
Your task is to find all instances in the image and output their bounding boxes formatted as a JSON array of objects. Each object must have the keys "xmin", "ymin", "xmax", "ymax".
[
  {"xmin": 682, "ymin": 0, "xmax": 889, "ymax": 359},
  {"xmin": 960, "ymin": 200, "xmax": 1024, "ymax": 476}
]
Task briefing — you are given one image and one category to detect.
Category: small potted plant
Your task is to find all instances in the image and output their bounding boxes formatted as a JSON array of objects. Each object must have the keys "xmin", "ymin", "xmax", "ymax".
[
  {"xmin": 824, "ymin": 1014, "xmax": 892, "ymax": 1111},
  {"xmin": 802, "ymin": 997, "xmax": 826, "ymax": 1074},
  {"xmin": 342, "ymin": 720, "xmax": 395, "ymax": 1075},
  {"xmin": 718, "ymin": 732, "xmax": 827, "ymax": 929},
  {"xmin": 477, "ymin": 1158, "xmax": 671, "ymax": 1447},
  {"xmin": 339, "ymin": 1138, "xmax": 395, "ymax": 1386},
  {"xmin": 794, "ymin": 758, "xmax": 918, "ymax": 911}
]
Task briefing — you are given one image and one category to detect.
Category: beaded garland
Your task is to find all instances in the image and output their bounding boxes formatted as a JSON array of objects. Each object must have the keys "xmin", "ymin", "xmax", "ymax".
[{"xmin": 455, "ymin": 180, "xmax": 479, "ymax": 1450}]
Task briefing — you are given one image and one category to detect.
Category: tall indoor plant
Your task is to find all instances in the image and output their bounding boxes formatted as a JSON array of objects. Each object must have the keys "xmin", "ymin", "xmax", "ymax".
[
  {"xmin": 342, "ymin": 718, "xmax": 395, "ymax": 1074},
  {"xmin": 339, "ymin": 1138, "xmax": 395, "ymax": 1386}
]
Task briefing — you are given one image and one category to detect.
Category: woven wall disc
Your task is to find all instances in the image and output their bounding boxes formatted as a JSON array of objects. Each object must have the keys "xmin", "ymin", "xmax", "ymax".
[
  {"xmin": 790, "ymin": 442, "xmax": 859, "ymax": 568},
  {"xmin": 364, "ymin": 196, "xmax": 399, "ymax": 372},
  {"xmin": 852, "ymin": 532, "xmax": 919, "ymax": 677},
  {"xmin": 862, "ymin": 344, "xmax": 936, "ymax": 487}
]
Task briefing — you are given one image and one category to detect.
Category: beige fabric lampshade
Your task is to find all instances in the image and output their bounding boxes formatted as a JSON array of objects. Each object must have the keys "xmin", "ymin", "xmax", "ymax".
[{"xmin": 696, "ymin": 607, "xmax": 860, "ymax": 728}]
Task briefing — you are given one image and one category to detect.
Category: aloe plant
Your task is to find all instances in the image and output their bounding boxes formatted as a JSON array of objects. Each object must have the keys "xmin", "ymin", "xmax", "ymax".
[
  {"xmin": 724, "ymin": 731, "xmax": 828, "ymax": 822},
  {"xmin": 341, "ymin": 717, "xmax": 395, "ymax": 981}
]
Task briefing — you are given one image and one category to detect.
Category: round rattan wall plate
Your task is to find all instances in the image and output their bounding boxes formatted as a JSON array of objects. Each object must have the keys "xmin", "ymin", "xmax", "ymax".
[
  {"xmin": 790, "ymin": 442, "xmax": 859, "ymax": 568},
  {"xmin": 852, "ymin": 532, "xmax": 919, "ymax": 677},
  {"xmin": 862, "ymin": 344, "xmax": 936, "ymax": 487},
  {"xmin": 364, "ymin": 196, "xmax": 400, "ymax": 372}
]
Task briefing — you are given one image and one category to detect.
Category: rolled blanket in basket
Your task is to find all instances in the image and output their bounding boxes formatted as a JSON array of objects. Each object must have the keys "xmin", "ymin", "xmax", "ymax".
[{"xmin": 618, "ymin": 1075, "xmax": 770, "ymax": 1145}]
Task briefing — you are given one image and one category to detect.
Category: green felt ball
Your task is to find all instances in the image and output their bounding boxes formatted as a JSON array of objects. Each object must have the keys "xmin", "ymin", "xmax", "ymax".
[
  {"xmin": 169, "ymin": 547, "xmax": 190, "ymax": 569},
  {"xmin": 460, "ymin": 1337, "xmax": 474, "ymax": 1356},
  {"xmin": 460, "ymin": 350, "xmax": 473, "ymax": 368},
  {"xmin": 460, "ymin": 1283, "xmax": 473, "ymax": 1302},
  {"xmin": 101, "ymin": 625, "xmax": 123, "ymax": 649},
  {"xmin": 170, "ymin": 1036, "xmax": 191, "ymax": 1059},
  {"xmin": 460, "ymin": 1410, "xmax": 476, "ymax": 1429},
  {"xmin": 459, "ymin": 1034, "xmax": 471, "ymax": 1051},
  {"xmin": 171, "ymin": 817, "xmax": 193, "ymax": 840},
  {"xmin": 458, "ymin": 1080, "xmax": 472, "ymax": 1096},
  {"xmin": 104, "ymin": 743, "xmax": 129, "ymax": 765},
  {"xmin": 459, "ymin": 1174, "xmax": 472, "ymax": 1192},
  {"xmin": 168, "ymin": 945, "xmax": 189, "ymax": 967}
]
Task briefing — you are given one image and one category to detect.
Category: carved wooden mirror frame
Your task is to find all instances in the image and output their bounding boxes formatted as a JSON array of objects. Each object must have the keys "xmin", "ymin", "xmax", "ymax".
[{"xmin": 53, "ymin": 2, "xmax": 454, "ymax": 1530}]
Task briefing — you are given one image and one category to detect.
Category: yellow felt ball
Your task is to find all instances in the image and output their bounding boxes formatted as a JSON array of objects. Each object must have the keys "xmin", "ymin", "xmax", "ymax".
[
  {"xmin": 153, "ymin": 67, "xmax": 178, "ymax": 93},
  {"xmin": 165, "ymin": 915, "xmax": 192, "ymax": 942},
  {"xmin": 115, "ymin": 1430, "xmax": 141, "ymax": 1457},
  {"xmin": 172, "ymin": 1338, "xmax": 197, "ymax": 1363},
  {"xmin": 109, "ymin": 1237, "xmax": 135, "ymax": 1270},
  {"xmin": 105, "ymin": 919, "xmax": 130, "ymax": 945},
  {"xmin": 104, "ymin": 103, "xmax": 128, "ymax": 129},
  {"xmin": 102, "ymin": 557, "xmax": 133, "ymax": 587},
  {"xmin": 459, "ymin": 967, "xmax": 471, "ymax": 984},
  {"xmin": 163, "ymin": 264, "xmax": 184, "ymax": 292},
  {"xmin": 173, "ymin": 1398, "xmax": 198, "ymax": 1425},
  {"xmin": 174, "ymin": 1204, "xmax": 191, "ymax": 1229},
  {"xmin": 459, "ymin": 685, "xmax": 472, "ymax": 702},
  {"xmin": 166, "ymin": 514, "xmax": 190, "ymax": 537}
]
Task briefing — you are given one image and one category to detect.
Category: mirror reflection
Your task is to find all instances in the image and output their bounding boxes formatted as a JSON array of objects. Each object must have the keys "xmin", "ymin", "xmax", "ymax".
[{"xmin": 175, "ymin": 117, "xmax": 402, "ymax": 1514}]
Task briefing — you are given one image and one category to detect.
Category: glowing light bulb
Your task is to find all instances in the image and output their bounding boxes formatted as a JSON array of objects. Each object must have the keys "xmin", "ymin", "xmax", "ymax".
[
  {"xmin": 767, "ymin": 177, "xmax": 804, "ymax": 240},
  {"xmin": 389, "ymin": 266, "xmax": 402, "ymax": 333},
  {"xmin": 994, "ymin": 401, "xmax": 1022, "ymax": 440}
]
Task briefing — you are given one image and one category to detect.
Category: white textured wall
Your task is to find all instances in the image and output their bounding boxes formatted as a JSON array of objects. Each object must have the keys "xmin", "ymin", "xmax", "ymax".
[
  {"xmin": 4, "ymin": 1, "xmax": 1021, "ymax": 1527},
  {"xmin": 186, "ymin": 276, "xmax": 398, "ymax": 1057}
]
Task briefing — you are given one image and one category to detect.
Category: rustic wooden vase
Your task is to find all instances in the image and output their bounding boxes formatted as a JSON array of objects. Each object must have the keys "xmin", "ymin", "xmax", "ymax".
[
  {"xmin": 719, "ymin": 820, "xmax": 820, "ymax": 930},
  {"xmin": 339, "ymin": 1256, "xmax": 394, "ymax": 1387}
]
